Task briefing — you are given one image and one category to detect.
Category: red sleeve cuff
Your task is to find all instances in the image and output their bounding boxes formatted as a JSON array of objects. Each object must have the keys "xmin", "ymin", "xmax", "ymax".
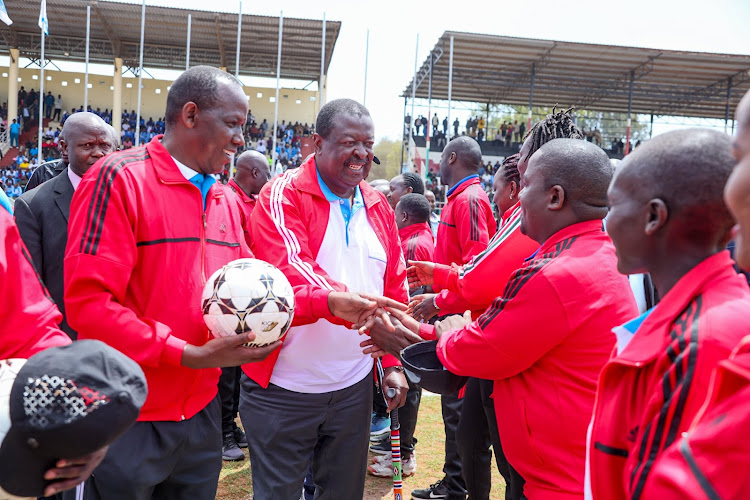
[
  {"xmin": 419, "ymin": 323, "xmax": 437, "ymax": 341},
  {"xmin": 380, "ymin": 353, "xmax": 402, "ymax": 368},
  {"xmin": 310, "ymin": 288, "xmax": 333, "ymax": 320},
  {"xmin": 163, "ymin": 335, "xmax": 188, "ymax": 367},
  {"xmin": 432, "ymin": 263, "xmax": 454, "ymax": 289}
]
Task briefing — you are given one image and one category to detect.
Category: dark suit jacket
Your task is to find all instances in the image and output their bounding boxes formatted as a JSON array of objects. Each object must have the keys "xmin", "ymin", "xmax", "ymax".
[{"xmin": 14, "ymin": 168, "xmax": 76, "ymax": 338}]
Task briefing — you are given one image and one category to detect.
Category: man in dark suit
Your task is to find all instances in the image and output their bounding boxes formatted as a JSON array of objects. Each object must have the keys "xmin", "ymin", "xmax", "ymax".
[{"xmin": 14, "ymin": 112, "xmax": 115, "ymax": 339}]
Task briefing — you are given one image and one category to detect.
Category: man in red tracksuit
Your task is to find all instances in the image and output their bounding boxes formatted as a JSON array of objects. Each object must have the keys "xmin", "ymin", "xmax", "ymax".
[
  {"xmin": 409, "ymin": 112, "xmax": 584, "ymax": 500},
  {"xmin": 587, "ymin": 128, "xmax": 750, "ymax": 500},
  {"xmin": 0, "ymin": 209, "xmax": 110, "ymax": 498},
  {"xmin": 243, "ymin": 99, "xmax": 408, "ymax": 500},
  {"xmin": 64, "ymin": 69, "xmax": 401, "ymax": 499},
  {"xmin": 397, "ymin": 193, "xmax": 435, "ymax": 265},
  {"xmin": 365, "ymin": 139, "xmax": 637, "ymax": 499},
  {"xmin": 612, "ymin": 92, "xmax": 750, "ymax": 500},
  {"xmin": 410, "ymin": 136, "xmax": 496, "ymax": 500},
  {"xmin": 220, "ymin": 149, "xmax": 272, "ymax": 460}
]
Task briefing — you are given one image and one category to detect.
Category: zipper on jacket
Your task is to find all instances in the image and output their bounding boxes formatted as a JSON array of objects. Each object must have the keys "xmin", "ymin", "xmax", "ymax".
[{"xmin": 201, "ymin": 212, "xmax": 207, "ymax": 285}]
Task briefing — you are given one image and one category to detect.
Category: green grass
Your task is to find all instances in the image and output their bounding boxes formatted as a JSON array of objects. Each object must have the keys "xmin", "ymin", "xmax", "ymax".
[{"xmin": 216, "ymin": 394, "xmax": 506, "ymax": 499}]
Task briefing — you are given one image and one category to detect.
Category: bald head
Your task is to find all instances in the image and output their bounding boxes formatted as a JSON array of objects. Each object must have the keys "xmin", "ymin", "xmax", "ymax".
[
  {"xmin": 531, "ymin": 138, "xmax": 613, "ymax": 217},
  {"xmin": 234, "ymin": 150, "xmax": 271, "ymax": 196},
  {"xmin": 60, "ymin": 112, "xmax": 113, "ymax": 176},
  {"xmin": 439, "ymin": 136, "xmax": 482, "ymax": 186},
  {"xmin": 617, "ymin": 128, "xmax": 735, "ymax": 240}
]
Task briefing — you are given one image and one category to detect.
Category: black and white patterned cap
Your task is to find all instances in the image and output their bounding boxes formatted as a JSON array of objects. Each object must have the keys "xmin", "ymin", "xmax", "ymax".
[{"xmin": 0, "ymin": 340, "xmax": 147, "ymax": 497}]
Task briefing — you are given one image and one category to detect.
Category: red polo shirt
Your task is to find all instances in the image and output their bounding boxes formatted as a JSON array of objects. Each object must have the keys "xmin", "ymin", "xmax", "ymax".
[
  {"xmin": 399, "ymin": 222, "xmax": 434, "ymax": 264},
  {"xmin": 436, "ymin": 220, "xmax": 637, "ymax": 500}
]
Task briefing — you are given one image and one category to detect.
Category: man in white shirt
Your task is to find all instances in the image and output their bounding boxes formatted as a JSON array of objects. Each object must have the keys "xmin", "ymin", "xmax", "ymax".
[{"xmin": 14, "ymin": 112, "xmax": 114, "ymax": 339}]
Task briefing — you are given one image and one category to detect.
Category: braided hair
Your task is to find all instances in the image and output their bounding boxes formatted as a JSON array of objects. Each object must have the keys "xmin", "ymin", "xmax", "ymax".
[
  {"xmin": 522, "ymin": 106, "xmax": 583, "ymax": 161},
  {"xmin": 501, "ymin": 153, "xmax": 520, "ymax": 186}
]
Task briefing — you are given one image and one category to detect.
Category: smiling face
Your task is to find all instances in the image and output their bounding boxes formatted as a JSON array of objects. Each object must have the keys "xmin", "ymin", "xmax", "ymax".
[
  {"xmin": 192, "ymin": 81, "xmax": 248, "ymax": 175},
  {"xmin": 314, "ymin": 113, "xmax": 374, "ymax": 198},
  {"xmin": 724, "ymin": 96, "xmax": 750, "ymax": 269}
]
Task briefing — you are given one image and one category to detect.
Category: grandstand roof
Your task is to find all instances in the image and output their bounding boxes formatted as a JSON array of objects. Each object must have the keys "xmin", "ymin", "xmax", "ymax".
[
  {"xmin": 0, "ymin": 0, "xmax": 340, "ymax": 81},
  {"xmin": 403, "ymin": 31, "xmax": 750, "ymax": 120}
]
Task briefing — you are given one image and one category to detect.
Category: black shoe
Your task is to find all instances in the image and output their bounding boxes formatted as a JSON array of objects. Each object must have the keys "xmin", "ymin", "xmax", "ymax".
[
  {"xmin": 368, "ymin": 438, "xmax": 391, "ymax": 455},
  {"xmin": 412, "ymin": 478, "xmax": 448, "ymax": 499},
  {"xmin": 233, "ymin": 426, "xmax": 248, "ymax": 448},
  {"xmin": 222, "ymin": 432, "xmax": 245, "ymax": 461}
]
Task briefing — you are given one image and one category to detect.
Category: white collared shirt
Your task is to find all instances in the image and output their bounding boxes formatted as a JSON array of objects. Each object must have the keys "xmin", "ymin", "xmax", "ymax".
[
  {"xmin": 68, "ymin": 168, "xmax": 82, "ymax": 191},
  {"xmin": 171, "ymin": 155, "xmax": 200, "ymax": 181}
]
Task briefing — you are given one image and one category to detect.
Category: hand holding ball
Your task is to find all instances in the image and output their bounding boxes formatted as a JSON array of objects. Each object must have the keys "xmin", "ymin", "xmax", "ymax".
[{"xmin": 201, "ymin": 258, "xmax": 295, "ymax": 347}]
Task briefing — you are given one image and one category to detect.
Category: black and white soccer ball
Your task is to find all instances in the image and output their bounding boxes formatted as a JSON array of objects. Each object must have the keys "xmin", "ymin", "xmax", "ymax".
[{"xmin": 201, "ymin": 258, "xmax": 295, "ymax": 347}]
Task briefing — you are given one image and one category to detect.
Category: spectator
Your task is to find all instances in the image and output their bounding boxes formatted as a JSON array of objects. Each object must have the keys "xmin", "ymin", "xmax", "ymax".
[
  {"xmin": 9, "ymin": 118, "xmax": 19, "ymax": 147},
  {"xmin": 44, "ymin": 91, "xmax": 55, "ymax": 119}
]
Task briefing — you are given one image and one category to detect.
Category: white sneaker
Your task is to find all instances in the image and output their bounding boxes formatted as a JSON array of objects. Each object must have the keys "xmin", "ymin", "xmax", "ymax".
[{"xmin": 367, "ymin": 453, "xmax": 416, "ymax": 477}]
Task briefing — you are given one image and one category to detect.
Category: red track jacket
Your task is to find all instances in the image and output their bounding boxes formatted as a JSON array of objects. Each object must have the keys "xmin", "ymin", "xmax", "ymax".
[
  {"xmin": 432, "ymin": 202, "xmax": 538, "ymax": 313},
  {"xmin": 244, "ymin": 155, "xmax": 408, "ymax": 387},
  {"xmin": 641, "ymin": 335, "xmax": 750, "ymax": 499},
  {"xmin": 588, "ymin": 251, "xmax": 750, "ymax": 500},
  {"xmin": 433, "ymin": 176, "xmax": 496, "ymax": 312},
  {"xmin": 1, "ymin": 210, "xmax": 70, "ymax": 359},
  {"xmin": 227, "ymin": 178, "xmax": 256, "ymax": 247},
  {"xmin": 399, "ymin": 222, "xmax": 434, "ymax": 264},
  {"xmin": 437, "ymin": 220, "xmax": 637, "ymax": 500},
  {"xmin": 64, "ymin": 138, "xmax": 336, "ymax": 422}
]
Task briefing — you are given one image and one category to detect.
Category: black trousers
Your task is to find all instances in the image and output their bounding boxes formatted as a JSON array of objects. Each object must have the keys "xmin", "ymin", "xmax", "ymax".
[
  {"xmin": 79, "ymin": 397, "xmax": 222, "ymax": 500},
  {"xmin": 457, "ymin": 378, "xmax": 525, "ymax": 500},
  {"xmin": 240, "ymin": 374, "xmax": 372, "ymax": 500},
  {"xmin": 442, "ymin": 390, "xmax": 468, "ymax": 499},
  {"xmin": 218, "ymin": 366, "xmax": 240, "ymax": 434}
]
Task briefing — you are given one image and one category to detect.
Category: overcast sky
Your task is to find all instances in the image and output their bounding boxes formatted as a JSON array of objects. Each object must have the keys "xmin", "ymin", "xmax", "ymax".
[{"xmin": 10, "ymin": 0, "xmax": 750, "ymax": 140}]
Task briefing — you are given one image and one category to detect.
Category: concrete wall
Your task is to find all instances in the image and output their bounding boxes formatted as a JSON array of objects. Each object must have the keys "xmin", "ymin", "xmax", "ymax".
[{"xmin": 1, "ymin": 66, "xmax": 318, "ymax": 125}]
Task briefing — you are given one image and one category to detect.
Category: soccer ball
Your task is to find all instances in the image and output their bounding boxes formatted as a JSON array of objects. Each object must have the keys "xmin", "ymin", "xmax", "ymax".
[{"xmin": 201, "ymin": 258, "xmax": 295, "ymax": 347}]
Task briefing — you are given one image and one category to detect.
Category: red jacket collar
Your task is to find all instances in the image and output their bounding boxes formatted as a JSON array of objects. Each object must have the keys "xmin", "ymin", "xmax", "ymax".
[
  {"xmin": 293, "ymin": 154, "xmax": 384, "ymax": 210},
  {"xmin": 536, "ymin": 219, "xmax": 605, "ymax": 256},
  {"xmin": 617, "ymin": 251, "xmax": 739, "ymax": 363},
  {"xmin": 227, "ymin": 179, "xmax": 254, "ymax": 204},
  {"xmin": 399, "ymin": 222, "xmax": 434, "ymax": 242},
  {"xmin": 447, "ymin": 176, "xmax": 481, "ymax": 200}
]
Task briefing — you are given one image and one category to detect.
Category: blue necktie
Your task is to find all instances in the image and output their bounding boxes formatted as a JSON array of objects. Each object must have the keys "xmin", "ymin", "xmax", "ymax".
[{"xmin": 189, "ymin": 173, "xmax": 216, "ymax": 210}]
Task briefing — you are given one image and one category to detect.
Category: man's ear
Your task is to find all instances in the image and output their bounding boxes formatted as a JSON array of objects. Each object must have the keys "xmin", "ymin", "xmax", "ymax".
[
  {"xmin": 181, "ymin": 102, "xmax": 198, "ymax": 129},
  {"xmin": 251, "ymin": 167, "xmax": 260, "ymax": 179},
  {"xmin": 59, "ymin": 138, "xmax": 68, "ymax": 156},
  {"xmin": 401, "ymin": 211, "xmax": 409, "ymax": 224},
  {"xmin": 645, "ymin": 198, "xmax": 668, "ymax": 236},
  {"xmin": 313, "ymin": 133, "xmax": 323, "ymax": 155},
  {"xmin": 548, "ymin": 185, "xmax": 565, "ymax": 211}
]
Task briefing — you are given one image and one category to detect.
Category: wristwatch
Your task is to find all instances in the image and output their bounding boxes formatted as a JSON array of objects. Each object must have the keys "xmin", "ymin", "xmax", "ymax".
[{"xmin": 432, "ymin": 295, "xmax": 441, "ymax": 311}]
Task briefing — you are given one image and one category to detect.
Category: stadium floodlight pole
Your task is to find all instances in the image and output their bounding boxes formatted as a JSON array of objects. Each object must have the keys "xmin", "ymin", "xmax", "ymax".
[
  {"xmin": 134, "ymin": 0, "xmax": 145, "ymax": 148},
  {"xmin": 624, "ymin": 70, "xmax": 634, "ymax": 156},
  {"xmin": 363, "ymin": 29, "xmax": 369, "ymax": 106},
  {"xmin": 38, "ymin": 29, "xmax": 44, "ymax": 163},
  {"xmin": 409, "ymin": 34, "xmax": 418, "ymax": 171},
  {"xmin": 423, "ymin": 50, "xmax": 432, "ymax": 187},
  {"xmin": 724, "ymin": 76, "xmax": 733, "ymax": 134},
  {"xmin": 235, "ymin": 1, "xmax": 242, "ymax": 77},
  {"xmin": 186, "ymin": 14, "xmax": 191, "ymax": 69},
  {"xmin": 84, "ymin": 5, "xmax": 90, "ymax": 109},
  {"xmin": 447, "ymin": 35, "xmax": 454, "ymax": 139},
  {"xmin": 527, "ymin": 63, "xmax": 535, "ymax": 134},
  {"xmin": 271, "ymin": 11, "xmax": 283, "ymax": 170},
  {"xmin": 319, "ymin": 12, "xmax": 325, "ymax": 115}
]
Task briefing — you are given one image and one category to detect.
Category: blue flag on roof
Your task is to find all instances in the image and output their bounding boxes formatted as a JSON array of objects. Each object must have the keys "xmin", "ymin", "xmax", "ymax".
[
  {"xmin": 0, "ymin": 0, "xmax": 13, "ymax": 26},
  {"xmin": 38, "ymin": 0, "xmax": 48, "ymax": 35}
]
